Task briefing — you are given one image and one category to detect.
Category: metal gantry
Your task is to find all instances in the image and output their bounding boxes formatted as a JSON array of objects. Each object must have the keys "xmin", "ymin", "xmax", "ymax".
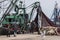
[
  {"xmin": 0, "ymin": 0, "xmax": 43, "ymax": 34},
  {"xmin": 0, "ymin": 0, "xmax": 18, "ymax": 24},
  {"xmin": 51, "ymin": 2, "xmax": 60, "ymax": 26}
]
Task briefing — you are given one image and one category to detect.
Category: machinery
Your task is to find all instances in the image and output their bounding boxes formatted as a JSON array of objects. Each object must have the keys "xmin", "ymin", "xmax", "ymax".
[
  {"xmin": 0, "ymin": 1, "xmax": 42, "ymax": 34},
  {"xmin": 0, "ymin": 0, "xmax": 28, "ymax": 34},
  {"xmin": 0, "ymin": 0, "xmax": 60, "ymax": 35}
]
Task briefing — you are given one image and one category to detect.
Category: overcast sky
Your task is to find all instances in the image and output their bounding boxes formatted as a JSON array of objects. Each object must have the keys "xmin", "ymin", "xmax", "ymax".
[{"xmin": 0, "ymin": 0, "xmax": 60, "ymax": 19}]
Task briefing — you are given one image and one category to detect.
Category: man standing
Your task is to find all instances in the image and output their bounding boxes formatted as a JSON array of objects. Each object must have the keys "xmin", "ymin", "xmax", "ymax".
[
  {"xmin": 13, "ymin": 23, "xmax": 17, "ymax": 37},
  {"xmin": 6, "ymin": 24, "xmax": 11, "ymax": 37}
]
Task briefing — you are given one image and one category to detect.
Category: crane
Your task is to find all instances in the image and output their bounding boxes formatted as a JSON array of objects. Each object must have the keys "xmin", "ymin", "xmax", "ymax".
[
  {"xmin": 26, "ymin": 2, "xmax": 42, "ymax": 34},
  {"xmin": 0, "ymin": 0, "xmax": 18, "ymax": 25},
  {"xmin": 51, "ymin": 2, "xmax": 60, "ymax": 26}
]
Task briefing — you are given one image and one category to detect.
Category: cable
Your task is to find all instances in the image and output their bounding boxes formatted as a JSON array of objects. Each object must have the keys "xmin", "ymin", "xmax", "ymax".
[
  {"xmin": 26, "ymin": 3, "xmax": 34, "ymax": 9},
  {"xmin": 0, "ymin": 0, "xmax": 11, "ymax": 3},
  {"xmin": 26, "ymin": 2, "xmax": 40, "ymax": 9},
  {"xmin": 0, "ymin": 0, "xmax": 7, "ymax": 3},
  {"xmin": 0, "ymin": 0, "xmax": 11, "ymax": 9},
  {"xmin": 3, "ymin": 2, "xmax": 10, "ymax": 6}
]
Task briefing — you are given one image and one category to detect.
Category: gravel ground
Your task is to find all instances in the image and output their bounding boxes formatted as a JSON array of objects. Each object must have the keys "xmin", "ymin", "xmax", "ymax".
[{"xmin": 0, "ymin": 34, "xmax": 60, "ymax": 40}]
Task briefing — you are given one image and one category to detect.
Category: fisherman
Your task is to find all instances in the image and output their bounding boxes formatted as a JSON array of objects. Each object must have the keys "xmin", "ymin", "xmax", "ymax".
[
  {"xmin": 13, "ymin": 27, "xmax": 16, "ymax": 37},
  {"xmin": 6, "ymin": 24, "xmax": 11, "ymax": 37},
  {"xmin": 13, "ymin": 23, "xmax": 17, "ymax": 37}
]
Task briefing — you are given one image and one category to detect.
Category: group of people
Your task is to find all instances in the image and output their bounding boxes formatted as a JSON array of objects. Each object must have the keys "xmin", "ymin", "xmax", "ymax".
[{"xmin": 4, "ymin": 24, "xmax": 17, "ymax": 37}]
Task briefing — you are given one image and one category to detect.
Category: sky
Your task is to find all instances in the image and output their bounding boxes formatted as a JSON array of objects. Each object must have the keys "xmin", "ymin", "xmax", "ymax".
[{"xmin": 0, "ymin": 0, "xmax": 60, "ymax": 19}]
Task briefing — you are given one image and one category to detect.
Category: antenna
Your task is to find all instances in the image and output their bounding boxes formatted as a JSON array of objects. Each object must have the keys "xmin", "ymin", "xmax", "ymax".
[{"xmin": 55, "ymin": 1, "xmax": 58, "ymax": 9}]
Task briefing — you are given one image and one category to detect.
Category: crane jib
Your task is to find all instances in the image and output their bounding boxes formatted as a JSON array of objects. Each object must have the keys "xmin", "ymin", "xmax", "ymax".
[{"xmin": 0, "ymin": 0, "xmax": 18, "ymax": 24}]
